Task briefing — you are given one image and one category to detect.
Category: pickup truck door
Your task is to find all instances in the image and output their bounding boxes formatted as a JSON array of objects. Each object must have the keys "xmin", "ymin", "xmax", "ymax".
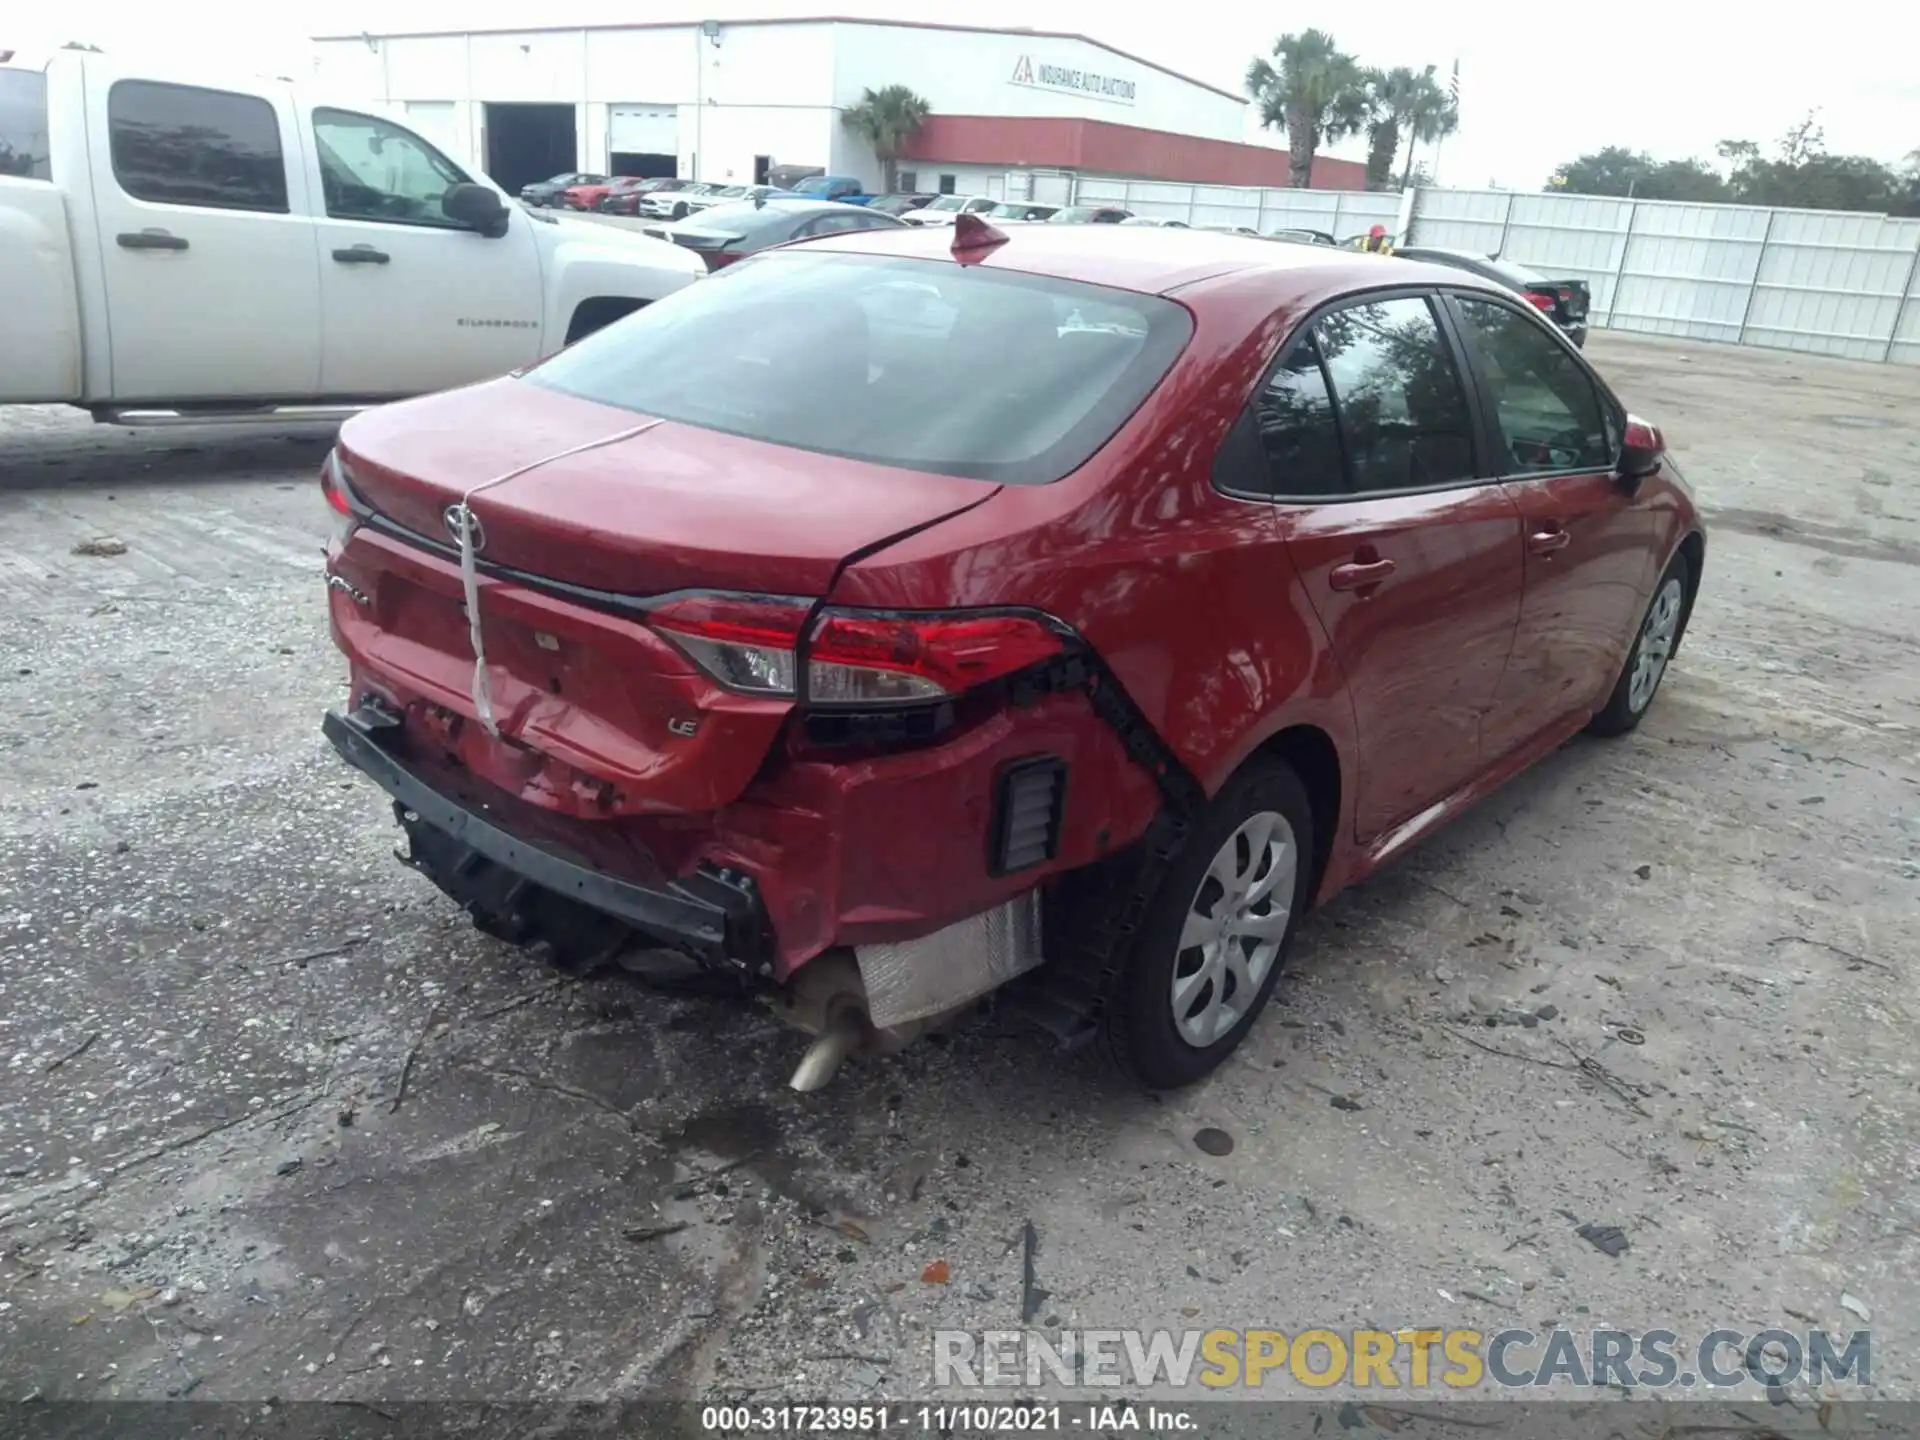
[
  {"xmin": 299, "ymin": 105, "xmax": 544, "ymax": 398},
  {"xmin": 85, "ymin": 72, "xmax": 323, "ymax": 402}
]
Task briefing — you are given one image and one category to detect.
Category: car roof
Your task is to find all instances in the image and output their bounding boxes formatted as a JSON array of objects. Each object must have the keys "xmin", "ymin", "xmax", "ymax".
[{"xmin": 794, "ymin": 222, "xmax": 1501, "ymax": 299}]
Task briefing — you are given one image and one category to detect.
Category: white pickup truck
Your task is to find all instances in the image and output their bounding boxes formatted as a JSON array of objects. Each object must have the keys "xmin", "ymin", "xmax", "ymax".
[{"xmin": 0, "ymin": 49, "xmax": 704, "ymax": 424}]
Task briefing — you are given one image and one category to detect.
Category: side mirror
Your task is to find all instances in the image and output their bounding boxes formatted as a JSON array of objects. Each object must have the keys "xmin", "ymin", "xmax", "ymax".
[
  {"xmin": 1617, "ymin": 414, "xmax": 1665, "ymax": 489},
  {"xmin": 443, "ymin": 182, "xmax": 510, "ymax": 238}
]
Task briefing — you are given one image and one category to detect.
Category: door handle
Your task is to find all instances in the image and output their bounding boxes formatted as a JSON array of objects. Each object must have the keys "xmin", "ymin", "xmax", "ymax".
[
  {"xmin": 1527, "ymin": 525, "xmax": 1572, "ymax": 556},
  {"xmin": 1329, "ymin": 557, "xmax": 1397, "ymax": 592},
  {"xmin": 332, "ymin": 245, "xmax": 391, "ymax": 265},
  {"xmin": 117, "ymin": 229, "xmax": 189, "ymax": 251}
]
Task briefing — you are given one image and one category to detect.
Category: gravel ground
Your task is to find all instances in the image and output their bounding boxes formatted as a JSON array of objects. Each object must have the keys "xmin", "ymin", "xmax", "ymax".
[{"xmin": 0, "ymin": 333, "xmax": 1915, "ymax": 1412}]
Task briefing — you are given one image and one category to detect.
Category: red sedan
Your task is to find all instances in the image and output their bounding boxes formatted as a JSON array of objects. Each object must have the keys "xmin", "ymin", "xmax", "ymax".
[
  {"xmin": 320, "ymin": 220, "xmax": 1703, "ymax": 1090},
  {"xmin": 559, "ymin": 175, "xmax": 644, "ymax": 210}
]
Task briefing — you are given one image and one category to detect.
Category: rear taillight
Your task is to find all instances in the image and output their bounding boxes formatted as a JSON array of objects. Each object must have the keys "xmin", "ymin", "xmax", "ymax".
[
  {"xmin": 1525, "ymin": 291, "xmax": 1556, "ymax": 312},
  {"xmin": 1558, "ymin": 286, "xmax": 1574, "ymax": 301},
  {"xmin": 705, "ymin": 251, "xmax": 742, "ymax": 271},
  {"xmin": 320, "ymin": 449, "xmax": 357, "ymax": 547},
  {"xmin": 646, "ymin": 595, "xmax": 1066, "ymax": 707}
]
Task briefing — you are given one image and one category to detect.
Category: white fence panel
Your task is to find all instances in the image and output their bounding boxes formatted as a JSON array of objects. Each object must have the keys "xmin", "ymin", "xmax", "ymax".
[
  {"xmin": 1407, "ymin": 188, "xmax": 1511, "ymax": 252},
  {"xmin": 1743, "ymin": 212, "xmax": 1920, "ymax": 361},
  {"xmin": 1499, "ymin": 194, "xmax": 1633, "ymax": 319},
  {"xmin": 1013, "ymin": 170, "xmax": 1920, "ymax": 364}
]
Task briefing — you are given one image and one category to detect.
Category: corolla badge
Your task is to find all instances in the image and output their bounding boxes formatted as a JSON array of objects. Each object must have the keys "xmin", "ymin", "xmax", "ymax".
[{"xmin": 444, "ymin": 503, "xmax": 486, "ymax": 553}]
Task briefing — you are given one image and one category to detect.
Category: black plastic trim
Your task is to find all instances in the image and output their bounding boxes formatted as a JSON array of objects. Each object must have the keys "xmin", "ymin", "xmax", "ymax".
[
  {"xmin": 322, "ymin": 705, "xmax": 758, "ymax": 963},
  {"xmin": 988, "ymin": 754, "xmax": 1068, "ymax": 877}
]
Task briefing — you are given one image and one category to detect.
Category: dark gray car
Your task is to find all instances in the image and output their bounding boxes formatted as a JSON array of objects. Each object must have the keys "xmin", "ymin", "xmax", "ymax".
[
  {"xmin": 519, "ymin": 172, "xmax": 605, "ymax": 207},
  {"xmin": 1396, "ymin": 247, "xmax": 1592, "ymax": 347},
  {"xmin": 646, "ymin": 199, "xmax": 908, "ymax": 270}
]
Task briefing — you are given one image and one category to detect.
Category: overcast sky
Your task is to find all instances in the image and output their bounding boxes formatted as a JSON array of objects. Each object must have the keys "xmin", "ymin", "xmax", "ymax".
[{"xmin": 16, "ymin": 0, "xmax": 1919, "ymax": 187}]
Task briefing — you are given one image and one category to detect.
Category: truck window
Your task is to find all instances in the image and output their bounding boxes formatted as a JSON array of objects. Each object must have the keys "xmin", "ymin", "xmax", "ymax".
[
  {"xmin": 312, "ymin": 108, "xmax": 472, "ymax": 229},
  {"xmin": 109, "ymin": 80, "xmax": 288, "ymax": 213},
  {"xmin": 0, "ymin": 68, "xmax": 52, "ymax": 180}
]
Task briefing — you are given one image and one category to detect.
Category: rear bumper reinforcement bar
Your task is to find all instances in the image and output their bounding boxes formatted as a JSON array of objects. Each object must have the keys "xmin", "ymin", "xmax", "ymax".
[{"xmin": 322, "ymin": 704, "xmax": 766, "ymax": 967}]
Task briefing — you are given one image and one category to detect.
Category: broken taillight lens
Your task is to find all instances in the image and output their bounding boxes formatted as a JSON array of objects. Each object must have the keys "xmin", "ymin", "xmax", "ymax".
[
  {"xmin": 320, "ymin": 449, "xmax": 358, "ymax": 547},
  {"xmin": 646, "ymin": 596, "xmax": 1066, "ymax": 706}
]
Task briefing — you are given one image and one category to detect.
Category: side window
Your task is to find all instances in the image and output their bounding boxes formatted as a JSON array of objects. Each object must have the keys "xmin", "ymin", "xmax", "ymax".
[
  {"xmin": 1253, "ymin": 333, "xmax": 1347, "ymax": 498},
  {"xmin": 1313, "ymin": 296, "xmax": 1476, "ymax": 493},
  {"xmin": 799, "ymin": 212, "xmax": 869, "ymax": 237},
  {"xmin": 312, "ymin": 107, "xmax": 470, "ymax": 228},
  {"xmin": 0, "ymin": 68, "xmax": 52, "ymax": 181},
  {"xmin": 109, "ymin": 80, "xmax": 287, "ymax": 213},
  {"xmin": 1452, "ymin": 297, "xmax": 1613, "ymax": 474}
]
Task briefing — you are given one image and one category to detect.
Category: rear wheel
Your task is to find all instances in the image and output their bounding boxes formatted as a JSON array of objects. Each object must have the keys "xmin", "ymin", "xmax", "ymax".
[
  {"xmin": 1104, "ymin": 761, "xmax": 1313, "ymax": 1089},
  {"xmin": 1589, "ymin": 553, "xmax": 1690, "ymax": 736}
]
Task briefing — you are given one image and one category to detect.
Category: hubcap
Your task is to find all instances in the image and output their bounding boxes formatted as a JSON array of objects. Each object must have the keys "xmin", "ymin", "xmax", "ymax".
[
  {"xmin": 1628, "ymin": 577, "xmax": 1685, "ymax": 713},
  {"xmin": 1171, "ymin": 810, "xmax": 1298, "ymax": 1048}
]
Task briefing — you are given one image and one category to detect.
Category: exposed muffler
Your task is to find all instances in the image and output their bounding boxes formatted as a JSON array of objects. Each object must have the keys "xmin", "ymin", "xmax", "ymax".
[{"xmin": 772, "ymin": 893, "xmax": 1047, "ymax": 1092}]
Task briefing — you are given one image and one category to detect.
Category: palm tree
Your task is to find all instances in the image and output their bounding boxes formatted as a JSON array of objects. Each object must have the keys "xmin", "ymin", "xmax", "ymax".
[
  {"xmin": 1245, "ymin": 30, "xmax": 1368, "ymax": 189},
  {"xmin": 1397, "ymin": 68, "xmax": 1457, "ymax": 189},
  {"xmin": 840, "ymin": 85, "xmax": 931, "ymax": 193},
  {"xmin": 1361, "ymin": 66, "xmax": 1424, "ymax": 191}
]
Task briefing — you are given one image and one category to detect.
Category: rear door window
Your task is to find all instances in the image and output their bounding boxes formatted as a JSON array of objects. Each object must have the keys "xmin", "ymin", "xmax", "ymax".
[
  {"xmin": 0, "ymin": 67, "xmax": 52, "ymax": 180},
  {"xmin": 1313, "ymin": 296, "xmax": 1477, "ymax": 493},
  {"xmin": 1247, "ymin": 334, "xmax": 1346, "ymax": 497},
  {"xmin": 1451, "ymin": 296, "xmax": 1615, "ymax": 474},
  {"xmin": 109, "ymin": 80, "xmax": 288, "ymax": 213},
  {"xmin": 527, "ymin": 250, "xmax": 1193, "ymax": 484}
]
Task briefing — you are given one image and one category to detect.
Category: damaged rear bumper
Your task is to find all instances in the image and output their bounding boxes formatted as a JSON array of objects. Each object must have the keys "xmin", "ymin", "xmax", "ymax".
[{"xmin": 322, "ymin": 703, "xmax": 771, "ymax": 971}]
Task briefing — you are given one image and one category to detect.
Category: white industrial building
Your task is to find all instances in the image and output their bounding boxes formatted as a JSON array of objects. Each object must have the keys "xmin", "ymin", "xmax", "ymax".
[{"xmin": 310, "ymin": 17, "xmax": 1365, "ymax": 200}]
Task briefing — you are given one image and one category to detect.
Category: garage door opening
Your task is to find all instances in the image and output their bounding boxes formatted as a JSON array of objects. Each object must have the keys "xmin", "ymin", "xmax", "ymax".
[
  {"xmin": 610, "ymin": 151, "xmax": 677, "ymax": 180},
  {"xmin": 483, "ymin": 103, "xmax": 576, "ymax": 195},
  {"xmin": 610, "ymin": 104, "xmax": 678, "ymax": 181}
]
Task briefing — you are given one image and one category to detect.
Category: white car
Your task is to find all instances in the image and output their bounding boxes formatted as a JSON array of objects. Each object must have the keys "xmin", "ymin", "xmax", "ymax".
[
  {"xmin": 0, "ymin": 49, "xmax": 704, "ymax": 423},
  {"xmin": 901, "ymin": 195, "xmax": 997, "ymax": 227},
  {"xmin": 638, "ymin": 183, "xmax": 722, "ymax": 222},
  {"xmin": 1119, "ymin": 215, "xmax": 1191, "ymax": 228}
]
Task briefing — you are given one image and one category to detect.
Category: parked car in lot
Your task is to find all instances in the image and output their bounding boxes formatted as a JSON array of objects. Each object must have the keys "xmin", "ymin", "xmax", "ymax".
[
  {"xmin": 320, "ymin": 222, "xmax": 1703, "ymax": 1091},
  {"xmin": 1395, "ymin": 247, "xmax": 1593, "ymax": 347},
  {"xmin": 867, "ymin": 193, "xmax": 935, "ymax": 215},
  {"xmin": 1047, "ymin": 205, "xmax": 1132, "ymax": 224},
  {"xmin": 1198, "ymin": 223, "xmax": 1259, "ymax": 236},
  {"xmin": 678, "ymin": 183, "xmax": 788, "ymax": 217},
  {"xmin": 599, "ymin": 177, "xmax": 684, "ymax": 217},
  {"xmin": 1267, "ymin": 227, "xmax": 1340, "ymax": 247},
  {"xmin": 0, "ymin": 49, "xmax": 704, "ymax": 424},
  {"xmin": 1121, "ymin": 215, "xmax": 1190, "ymax": 228},
  {"xmin": 901, "ymin": 194, "xmax": 996, "ymax": 226},
  {"xmin": 520, "ymin": 172, "xmax": 605, "ymax": 207},
  {"xmin": 589, "ymin": 177, "xmax": 656, "ymax": 213},
  {"xmin": 988, "ymin": 202, "xmax": 1059, "ymax": 222},
  {"xmin": 643, "ymin": 198, "xmax": 906, "ymax": 269},
  {"xmin": 640, "ymin": 182, "xmax": 724, "ymax": 222},
  {"xmin": 561, "ymin": 176, "xmax": 644, "ymax": 210},
  {"xmin": 788, "ymin": 174, "xmax": 875, "ymax": 205}
]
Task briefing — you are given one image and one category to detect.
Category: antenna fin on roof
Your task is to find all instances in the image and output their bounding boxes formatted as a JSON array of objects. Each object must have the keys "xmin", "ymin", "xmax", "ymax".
[{"xmin": 950, "ymin": 211, "xmax": 1009, "ymax": 265}]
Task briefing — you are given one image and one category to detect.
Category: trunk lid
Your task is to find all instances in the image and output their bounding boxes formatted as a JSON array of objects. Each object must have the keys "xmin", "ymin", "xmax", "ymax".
[
  {"xmin": 329, "ymin": 378, "xmax": 998, "ymax": 816},
  {"xmin": 337, "ymin": 377, "xmax": 997, "ymax": 597}
]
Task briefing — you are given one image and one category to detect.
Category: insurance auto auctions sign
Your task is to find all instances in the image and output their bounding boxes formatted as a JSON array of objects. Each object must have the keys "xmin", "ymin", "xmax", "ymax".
[{"xmin": 1010, "ymin": 54, "xmax": 1137, "ymax": 105}]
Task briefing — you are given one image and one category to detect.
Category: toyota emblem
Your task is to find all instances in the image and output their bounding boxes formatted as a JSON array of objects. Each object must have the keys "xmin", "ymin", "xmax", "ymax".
[{"xmin": 444, "ymin": 503, "xmax": 485, "ymax": 553}]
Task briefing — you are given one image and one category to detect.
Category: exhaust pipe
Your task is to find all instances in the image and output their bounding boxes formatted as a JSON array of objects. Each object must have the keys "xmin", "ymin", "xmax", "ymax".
[{"xmin": 789, "ymin": 1008, "xmax": 867, "ymax": 1093}]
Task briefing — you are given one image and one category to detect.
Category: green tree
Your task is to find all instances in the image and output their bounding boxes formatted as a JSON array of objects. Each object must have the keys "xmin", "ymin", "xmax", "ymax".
[
  {"xmin": 1246, "ymin": 30, "xmax": 1369, "ymax": 189},
  {"xmin": 1397, "ymin": 70, "xmax": 1458, "ymax": 189},
  {"xmin": 1361, "ymin": 66, "xmax": 1422, "ymax": 190},
  {"xmin": 1548, "ymin": 147, "xmax": 1726, "ymax": 201},
  {"xmin": 840, "ymin": 85, "xmax": 930, "ymax": 193}
]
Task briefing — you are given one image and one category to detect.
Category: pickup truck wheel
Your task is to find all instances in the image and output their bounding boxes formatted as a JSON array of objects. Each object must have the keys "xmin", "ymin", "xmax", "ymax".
[
  {"xmin": 564, "ymin": 297, "xmax": 647, "ymax": 344},
  {"xmin": 1103, "ymin": 760, "xmax": 1313, "ymax": 1089}
]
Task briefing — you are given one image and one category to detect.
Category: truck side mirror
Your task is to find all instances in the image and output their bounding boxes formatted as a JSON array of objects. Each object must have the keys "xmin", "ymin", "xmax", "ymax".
[{"xmin": 443, "ymin": 183, "xmax": 510, "ymax": 238}]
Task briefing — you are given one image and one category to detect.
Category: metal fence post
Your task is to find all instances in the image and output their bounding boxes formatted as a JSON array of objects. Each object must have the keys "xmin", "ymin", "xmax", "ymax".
[
  {"xmin": 1884, "ymin": 232, "xmax": 1920, "ymax": 363},
  {"xmin": 1605, "ymin": 201, "xmax": 1638, "ymax": 327},
  {"xmin": 1496, "ymin": 191, "xmax": 1515, "ymax": 257},
  {"xmin": 1735, "ymin": 208, "xmax": 1779, "ymax": 346}
]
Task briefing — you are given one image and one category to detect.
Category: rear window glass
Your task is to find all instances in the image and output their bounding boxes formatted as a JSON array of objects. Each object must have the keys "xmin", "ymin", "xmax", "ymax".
[
  {"xmin": 0, "ymin": 67, "xmax": 52, "ymax": 181},
  {"xmin": 527, "ymin": 251, "xmax": 1193, "ymax": 484}
]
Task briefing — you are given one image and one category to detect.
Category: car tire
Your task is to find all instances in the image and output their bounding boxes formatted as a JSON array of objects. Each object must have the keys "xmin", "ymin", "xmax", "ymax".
[
  {"xmin": 1103, "ymin": 759, "xmax": 1314, "ymax": 1090},
  {"xmin": 1588, "ymin": 551, "xmax": 1691, "ymax": 737}
]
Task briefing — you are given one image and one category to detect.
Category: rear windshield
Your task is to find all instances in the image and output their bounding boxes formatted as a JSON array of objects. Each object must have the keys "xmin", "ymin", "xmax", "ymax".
[
  {"xmin": 0, "ymin": 67, "xmax": 52, "ymax": 181},
  {"xmin": 528, "ymin": 250, "xmax": 1193, "ymax": 484},
  {"xmin": 1486, "ymin": 256, "xmax": 1549, "ymax": 286}
]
